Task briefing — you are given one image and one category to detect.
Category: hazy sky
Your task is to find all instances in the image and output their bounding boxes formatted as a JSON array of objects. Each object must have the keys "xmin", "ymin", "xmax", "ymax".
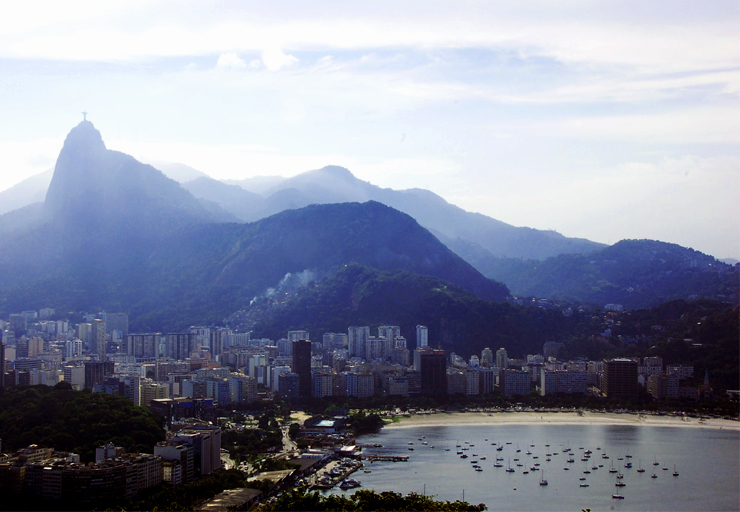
[{"xmin": 1, "ymin": 1, "xmax": 738, "ymax": 259}]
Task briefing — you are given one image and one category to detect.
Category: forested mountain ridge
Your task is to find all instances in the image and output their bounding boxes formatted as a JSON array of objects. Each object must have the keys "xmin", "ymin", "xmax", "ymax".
[
  {"xmin": 245, "ymin": 264, "xmax": 580, "ymax": 359},
  {"xmin": 473, "ymin": 239, "xmax": 738, "ymax": 309}
]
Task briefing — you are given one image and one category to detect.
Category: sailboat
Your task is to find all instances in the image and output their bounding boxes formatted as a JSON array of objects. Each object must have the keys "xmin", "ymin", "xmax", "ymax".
[
  {"xmin": 609, "ymin": 460, "xmax": 617, "ymax": 473},
  {"xmin": 612, "ymin": 473, "xmax": 626, "ymax": 499},
  {"xmin": 539, "ymin": 470, "xmax": 548, "ymax": 486},
  {"xmin": 506, "ymin": 458, "xmax": 515, "ymax": 473},
  {"xmin": 637, "ymin": 459, "xmax": 645, "ymax": 473},
  {"xmin": 673, "ymin": 464, "xmax": 679, "ymax": 477}
]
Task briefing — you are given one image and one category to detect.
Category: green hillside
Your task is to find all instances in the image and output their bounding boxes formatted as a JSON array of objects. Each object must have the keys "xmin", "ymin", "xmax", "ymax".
[
  {"xmin": 476, "ymin": 239, "xmax": 738, "ymax": 309},
  {"xmin": 0, "ymin": 385, "xmax": 165, "ymax": 462},
  {"xmin": 249, "ymin": 264, "xmax": 582, "ymax": 358}
]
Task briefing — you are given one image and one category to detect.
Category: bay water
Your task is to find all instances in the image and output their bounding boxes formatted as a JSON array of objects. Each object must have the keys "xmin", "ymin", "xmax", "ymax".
[{"xmin": 331, "ymin": 422, "xmax": 739, "ymax": 511}]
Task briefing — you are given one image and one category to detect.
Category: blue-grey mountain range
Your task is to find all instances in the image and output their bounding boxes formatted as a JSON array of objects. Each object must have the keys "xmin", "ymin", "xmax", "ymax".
[
  {"xmin": 0, "ymin": 121, "xmax": 508, "ymax": 330},
  {"xmin": 0, "ymin": 121, "xmax": 734, "ymax": 331}
]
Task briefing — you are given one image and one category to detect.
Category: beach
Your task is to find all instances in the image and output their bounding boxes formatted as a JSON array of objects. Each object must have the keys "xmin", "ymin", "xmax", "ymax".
[{"xmin": 384, "ymin": 410, "xmax": 740, "ymax": 430}]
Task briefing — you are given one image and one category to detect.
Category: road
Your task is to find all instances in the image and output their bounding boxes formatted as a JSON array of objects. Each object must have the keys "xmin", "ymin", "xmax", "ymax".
[{"xmin": 278, "ymin": 425, "xmax": 299, "ymax": 459}]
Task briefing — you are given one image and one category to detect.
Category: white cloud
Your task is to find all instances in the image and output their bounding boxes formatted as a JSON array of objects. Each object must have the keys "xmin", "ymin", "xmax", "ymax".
[
  {"xmin": 216, "ymin": 52, "xmax": 247, "ymax": 70},
  {"xmin": 1, "ymin": 1, "xmax": 737, "ymax": 76},
  {"xmin": 261, "ymin": 48, "xmax": 298, "ymax": 71}
]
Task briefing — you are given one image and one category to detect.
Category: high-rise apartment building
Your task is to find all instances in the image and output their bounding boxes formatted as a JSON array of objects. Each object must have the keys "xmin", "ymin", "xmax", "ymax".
[
  {"xmin": 540, "ymin": 369, "xmax": 588, "ymax": 395},
  {"xmin": 348, "ymin": 326, "xmax": 369, "ymax": 359},
  {"xmin": 603, "ymin": 358, "xmax": 638, "ymax": 398},
  {"xmin": 127, "ymin": 333, "xmax": 160, "ymax": 359},
  {"xmin": 378, "ymin": 325, "xmax": 400, "ymax": 359},
  {"xmin": 91, "ymin": 318, "xmax": 106, "ymax": 360},
  {"xmin": 499, "ymin": 369, "xmax": 530, "ymax": 397},
  {"xmin": 287, "ymin": 330, "xmax": 309, "ymax": 343},
  {"xmin": 66, "ymin": 339, "xmax": 83, "ymax": 359},
  {"xmin": 343, "ymin": 372, "xmax": 374, "ymax": 398},
  {"xmin": 77, "ymin": 322, "xmax": 92, "ymax": 348},
  {"xmin": 416, "ymin": 325, "xmax": 428, "ymax": 348},
  {"xmin": 209, "ymin": 328, "xmax": 232, "ymax": 358},
  {"xmin": 495, "ymin": 347, "xmax": 509, "ymax": 369},
  {"xmin": 481, "ymin": 347, "xmax": 494, "ymax": 366},
  {"xmin": 418, "ymin": 348, "xmax": 446, "ymax": 393},
  {"xmin": 292, "ymin": 340, "xmax": 312, "ymax": 398},
  {"xmin": 167, "ymin": 333, "xmax": 195, "ymax": 360},
  {"xmin": 84, "ymin": 361, "xmax": 114, "ymax": 389},
  {"xmin": 278, "ymin": 372, "xmax": 300, "ymax": 399}
]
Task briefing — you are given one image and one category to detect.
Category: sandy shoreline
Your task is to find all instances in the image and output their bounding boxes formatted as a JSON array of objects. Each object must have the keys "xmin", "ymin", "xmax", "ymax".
[{"xmin": 383, "ymin": 410, "xmax": 740, "ymax": 430}]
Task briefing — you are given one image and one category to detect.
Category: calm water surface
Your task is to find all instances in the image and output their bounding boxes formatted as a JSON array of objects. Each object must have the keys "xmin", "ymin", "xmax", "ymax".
[{"xmin": 330, "ymin": 423, "xmax": 739, "ymax": 511}]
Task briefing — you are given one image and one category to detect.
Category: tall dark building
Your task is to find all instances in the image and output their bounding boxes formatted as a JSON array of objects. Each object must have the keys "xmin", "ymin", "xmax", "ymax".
[
  {"xmin": 84, "ymin": 361, "xmax": 114, "ymax": 390},
  {"xmin": 603, "ymin": 358, "xmax": 638, "ymax": 398},
  {"xmin": 292, "ymin": 340, "xmax": 312, "ymax": 398},
  {"xmin": 278, "ymin": 372, "xmax": 300, "ymax": 399},
  {"xmin": 419, "ymin": 349, "xmax": 447, "ymax": 393},
  {"xmin": 91, "ymin": 318, "xmax": 106, "ymax": 360},
  {"xmin": 127, "ymin": 333, "xmax": 158, "ymax": 358},
  {"xmin": 168, "ymin": 333, "xmax": 195, "ymax": 360}
]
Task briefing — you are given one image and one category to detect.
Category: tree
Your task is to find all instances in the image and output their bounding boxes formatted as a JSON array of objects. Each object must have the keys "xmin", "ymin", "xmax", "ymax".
[{"xmin": 262, "ymin": 488, "xmax": 487, "ymax": 511}]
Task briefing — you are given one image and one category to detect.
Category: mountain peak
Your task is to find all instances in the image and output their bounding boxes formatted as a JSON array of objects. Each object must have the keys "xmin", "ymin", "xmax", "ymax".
[
  {"xmin": 315, "ymin": 165, "xmax": 355, "ymax": 180},
  {"xmin": 42, "ymin": 120, "xmax": 223, "ymax": 228},
  {"xmin": 62, "ymin": 120, "xmax": 107, "ymax": 154}
]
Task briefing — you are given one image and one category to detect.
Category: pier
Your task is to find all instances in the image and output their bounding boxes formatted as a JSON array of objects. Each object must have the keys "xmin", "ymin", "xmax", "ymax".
[{"xmin": 361, "ymin": 454, "xmax": 409, "ymax": 462}]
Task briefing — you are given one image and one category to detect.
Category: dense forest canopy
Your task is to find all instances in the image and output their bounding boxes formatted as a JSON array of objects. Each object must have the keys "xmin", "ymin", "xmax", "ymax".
[{"xmin": 0, "ymin": 384, "xmax": 165, "ymax": 462}]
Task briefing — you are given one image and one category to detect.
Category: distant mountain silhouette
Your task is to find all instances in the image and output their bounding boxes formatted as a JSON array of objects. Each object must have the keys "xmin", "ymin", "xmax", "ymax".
[
  {"xmin": 0, "ymin": 169, "xmax": 52, "ymax": 216},
  {"xmin": 153, "ymin": 161, "xmax": 210, "ymax": 183},
  {"xmin": 0, "ymin": 123, "xmax": 507, "ymax": 330},
  {"xmin": 181, "ymin": 176, "xmax": 265, "ymax": 222},
  {"xmin": 1, "ymin": 160, "xmax": 605, "ymax": 261},
  {"xmin": 477, "ymin": 239, "xmax": 738, "ymax": 309},
  {"xmin": 223, "ymin": 175, "xmax": 286, "ymax": 194},
  {"xmin": 43, "ymin": 121, "xmax": 234, "ymax": 230},
  {"xmin": 192, "ymin": 164, "xmax": 606, "ymax": 260}
]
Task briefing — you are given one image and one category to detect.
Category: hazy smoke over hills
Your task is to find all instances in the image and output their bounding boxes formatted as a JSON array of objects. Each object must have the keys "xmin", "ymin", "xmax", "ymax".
[{"xmin": 254, "ymin": 269, "xmax": 320, "ymax": 304}]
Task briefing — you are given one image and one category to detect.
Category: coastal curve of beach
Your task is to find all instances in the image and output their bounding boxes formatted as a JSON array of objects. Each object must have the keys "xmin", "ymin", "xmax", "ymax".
[{"xmin": 384, "ymin": 410, "xmax": 740, "ymax": 430}]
